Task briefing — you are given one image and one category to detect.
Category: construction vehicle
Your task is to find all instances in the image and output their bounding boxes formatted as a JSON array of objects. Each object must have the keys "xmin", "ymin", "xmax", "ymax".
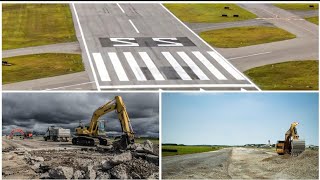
[
  {"xmin": 72, "ymin": 96, "xmax": 135, "ymax": 149},
  {"xmin": 44, "ymin": 126, "xmax": 71, "ymax": 142},
  {"xmin": 276, "ymin": 122, "xmax": 305, "ymax": 156},
  {"xmin": 9, "ymin": 128, "xmax": 33, "ymax": 139}
]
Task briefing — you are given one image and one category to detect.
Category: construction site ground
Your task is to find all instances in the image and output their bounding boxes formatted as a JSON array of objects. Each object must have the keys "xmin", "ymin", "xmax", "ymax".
[
  {"xmin": 162, "ymin": 147, "xmax": 318, "ymax": 179},
  {"xmin": 2, "ymin": 137, "xmax": 159, "ymax": 179}
]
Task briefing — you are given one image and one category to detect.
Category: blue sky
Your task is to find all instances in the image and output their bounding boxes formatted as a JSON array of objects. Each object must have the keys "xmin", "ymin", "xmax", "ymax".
[{"xmin": 162, "ymin": 93, "xmax": 319, "ymax": 146}]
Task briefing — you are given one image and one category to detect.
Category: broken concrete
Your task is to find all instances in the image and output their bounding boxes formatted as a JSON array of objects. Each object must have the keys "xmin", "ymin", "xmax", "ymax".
[
  {"xmin": 73, "ymin": 170, "xmax": 85, "ymax": 179},
  {"xmin": 48, "ymin": 166, "xmax": 74, "ymax": 179}
]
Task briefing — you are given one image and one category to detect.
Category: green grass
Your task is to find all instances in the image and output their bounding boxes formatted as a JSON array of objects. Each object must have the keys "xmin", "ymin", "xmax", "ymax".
[
  {"xmin": 2, "ymin": 4, "xmax": 77, "ymax": 50},
  {"xmin": 163, "ymin": 4, "xmax": 257, "ymax": 23},
  {"xmin": 135, "ymin": 137, "xmax": 159, "ymax": 145},
  {"xmin": 305, "ymin": 16, "xmax": 319, "ymax": 25},
  {"xmin": 199, "ymin": 26, "xmax": 296, "ymax": 48},
  {"xmin": 273, "ymin": 4, "xmax": 318, "ymax": 10},
  {"xmin": 245, "ymin": 60, "xmax": 319, "ymax": 90},
  {"xmin": 2, "ymin": 53, "xmax": 84, "ymax": 84},
  {"xmin": 162, "ymin": 145, "xmax": 223, "ymax": 157}
]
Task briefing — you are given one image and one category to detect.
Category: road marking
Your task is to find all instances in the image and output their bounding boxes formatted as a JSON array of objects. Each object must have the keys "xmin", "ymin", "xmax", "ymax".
[
  {"xmin": 71, "ymin": 4, "xmax": 100, "ymax": 91},
  {"xmin": 160, "ymin": 4, "xmax": 261, "ymax": 91},
  {"xmin": 44, "ymin": 81, "xmax": 95, "ymax": 91},
  {"xmin": 177, "ymin": 52, "xmax": 209, "ymax": 80},
  {"xmin": 162, "ymin": 52, "xmax": 192, "ymax": 80},
  {"xmin": 138, "ymin": 52, "xmax": 165, "ymax": 80},
  {"xmin": 123, "ymin": 52, "xmax": 147, "ymax": 81},
  {"xmin": 241, "ymin": 88, "xmax": 247, "ymax": 91},
  {"xmin": 228, "ymin": 52, "xmax": 272, "ymax": 60},
  {"xmin": 100, "ymin": 84, "xmax": 256, "ymax": 89},
  {"xmin": 207, "ymin": 51, "xmax": 246, "ymax": 80},
  {"xmin": 92, "ymin": 53, "xmax": 111, "ymax": 81},
  {"xmin": 192, "ymin": 51, "xmax": 227, "ymax": 80},
  {"xmin": 108, "ymin": 52, "xmax": 129, "ymax": 81},
  {"xmin": 128, "ymin": 19, "xmax": 140, "ymax": 33},
  {"xmin": 117, "ymin": 3, "xmax": 125, "ymax": 13}
]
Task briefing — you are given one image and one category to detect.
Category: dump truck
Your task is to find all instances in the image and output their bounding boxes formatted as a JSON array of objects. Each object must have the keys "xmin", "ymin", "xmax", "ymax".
[
  {"xmin": 44, "ymin": 126, "xmax": 71, "ymax": 142},
  {"xmin": 276, "ymin": 122, "xmax": 305, "ymax": 156}
]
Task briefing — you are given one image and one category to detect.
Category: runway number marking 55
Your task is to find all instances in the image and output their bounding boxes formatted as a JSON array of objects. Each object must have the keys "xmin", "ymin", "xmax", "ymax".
[{"xmin": 99, "ymin": 37, "xmax": 196, "ymax": 47}]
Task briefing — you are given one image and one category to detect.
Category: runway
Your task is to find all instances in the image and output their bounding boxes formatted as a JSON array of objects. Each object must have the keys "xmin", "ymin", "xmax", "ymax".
[{"xmin": 72, "ymin": 3, "xmax": 259, "ymax": 91}]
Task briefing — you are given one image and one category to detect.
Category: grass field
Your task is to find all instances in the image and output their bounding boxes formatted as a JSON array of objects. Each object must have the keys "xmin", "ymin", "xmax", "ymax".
[
  {"xmin": 273, "ymin": 4, "xmax": 318, "ymax": 10},
  {"xmin": 3, "ymin": 53, "xmax": 84, "ymax": 84},
  {"xmin": 135, "ymin": 137, "xmax": 159, "ymax": 144},
  {"xmin": 245, "ymin": 60, "xmax": 319, "ymax": 90},
  {"xmin": 305, "ymin": 16, "xmax": 319, "ymax": 25},
  {"xmin": 162, "ymin": 145, "xmax": 223, "ymax": 157},
  {"xmin": 199, "ymin": 26, "xmax": 296, "ymax": 48},
  {"xmin": 3, "ymin": 4, "xmax": 77, "ymax": 50},
  {"xmin": 163, "ymin": 4, "xmax": 257, "ymax": 23}
]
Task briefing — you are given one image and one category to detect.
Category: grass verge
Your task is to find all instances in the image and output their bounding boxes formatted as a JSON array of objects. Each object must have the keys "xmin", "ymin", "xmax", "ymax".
[
  {"xmin": 244, "ymin": 60, "xmax": 319, "ymax": 90},
  {"xmin": 199, "ymin": 26, "xmax": 296, "ymax": 48},
  {"xmin": 3, "ymin": 53, "xmax": 84, "ymax": 84},
  {"xmin": 3, "ymin": 4, "xmax": 77, "ymax": 50},
  {"xmin": 305, "ymin": 16, "xmax": 319, "ymax": 25},
  {"xmin": 273, "ymin": 4, "xmax": 318, "ymax": 10},
  {"xmin": 163, "ymin": 4, "xmax": 257, "ymax": 23},
  {"xmin": 162, "ymin": 145, "xmax": 223, "ymax": 157}
]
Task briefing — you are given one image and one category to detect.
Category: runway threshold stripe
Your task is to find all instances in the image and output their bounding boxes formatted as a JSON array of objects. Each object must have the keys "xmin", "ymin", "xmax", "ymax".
[
  {"xmin": 192, "ymin": 51, "xmax": 227, "ymax": 80},
  {"xmin": 108, "ymin": 52, "xmax": 129, "ymax": 81},
  {"xmin": 92, "ymin": 53, "xmax": 111, "ymax": 81},
  {"xmin": 162, "ymin": 52, "xmax": 192, "ymax": 80},
  {"xmin": 138, "ymin": 52, "xmax": 165, "ymax": 81},
  {"xmin": 207, "ymin": 51, "xmax": 245, "ymax": 80},
  {"xmin": 177, "ymin": 52, "xmax": 209, "ymax": 80},
  {"xmin": 123, "ymin": 52, "xmax": 147, "ymax": 81}
]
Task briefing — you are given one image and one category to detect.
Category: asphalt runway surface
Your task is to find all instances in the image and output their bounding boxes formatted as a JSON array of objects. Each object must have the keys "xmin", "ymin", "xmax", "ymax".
[{"xmin": 72, "ymin": 3, "xmax": 258, "ymax": 91}]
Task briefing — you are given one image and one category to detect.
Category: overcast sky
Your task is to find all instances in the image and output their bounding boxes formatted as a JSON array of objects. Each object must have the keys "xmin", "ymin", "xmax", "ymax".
[
  {"xmin": 162, "ymin": 93, "xmax": 319, "ymax": 146},
  {"xmin": 3, "ymin": 93, "xmax": 159, "ymax": 137}
]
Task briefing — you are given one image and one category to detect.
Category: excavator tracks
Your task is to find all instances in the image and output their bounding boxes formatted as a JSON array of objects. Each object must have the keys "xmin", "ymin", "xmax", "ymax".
[
  {"xmin": 72, "ymin": 136, "xmax": 95, "ymax": 146},
  {"xmin": 291, "ymin": 140, "xmax": 305, "ymax": 156}
]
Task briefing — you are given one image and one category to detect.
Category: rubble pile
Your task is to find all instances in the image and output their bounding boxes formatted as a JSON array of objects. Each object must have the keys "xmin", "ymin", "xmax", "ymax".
[{"xmin": 21, "ymin": 140, "xmax": 159, "ymax": 179}]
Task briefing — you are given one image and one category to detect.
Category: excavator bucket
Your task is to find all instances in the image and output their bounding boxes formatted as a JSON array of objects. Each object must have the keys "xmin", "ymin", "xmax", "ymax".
[{"xmin": 291, "ymin": 139, "xmax": 305, "ymax": 156}]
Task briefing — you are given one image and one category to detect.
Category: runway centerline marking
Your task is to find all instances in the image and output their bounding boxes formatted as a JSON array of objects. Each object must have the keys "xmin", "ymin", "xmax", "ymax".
[
  {"xmin": 139, "ymin": 52, "xmax": 165, "ymax": 81},
  {"xmin": 177, "ymin": 52, "xmax": 209, "ymax": 80},
  {"xmin": 117, "ymin": 3, "xmax": 125, "ymax": 13},
  {"xmin": 129, "ymin": 19, "xmax": 140, "ymax": 33},
  {"xmin": 228, "ymin": 52, "xmax": 272, "ymax": 60},
  {"xmin": 192, "ymin": 51, "xmax": 227, "ymax": 80},
  {"xmin": 207, "ymin": 51, "xmax": 246, "ymax": 80},
  {"xmin": 92, "ymin": 53, "xmax": 111, "ymax": 81},
  {"xmin": 162, "ymin": 52, "xmax": 192, "ymax": 80},
  {"xmin": 123, "ymin": 52, "xmax": 147, "ymax": 81},
  {"xmin": 108, "ymin": 52, "xmax": 129, "ymax": 81},
  {"xmin": 71, "ymin": 4, "xmax": 100, "ymax": 91}
]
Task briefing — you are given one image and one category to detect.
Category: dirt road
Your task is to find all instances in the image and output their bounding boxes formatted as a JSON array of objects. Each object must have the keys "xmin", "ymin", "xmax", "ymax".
[{"xmin": 162, "ymin": 147, "xmax": 319, "ymax": 179}]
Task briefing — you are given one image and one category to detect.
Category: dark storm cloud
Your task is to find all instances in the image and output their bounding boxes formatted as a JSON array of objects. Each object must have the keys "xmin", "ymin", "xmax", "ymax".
[{"xmin": 2, "ymin": 93, "xmax": 159, "ymax": 137}]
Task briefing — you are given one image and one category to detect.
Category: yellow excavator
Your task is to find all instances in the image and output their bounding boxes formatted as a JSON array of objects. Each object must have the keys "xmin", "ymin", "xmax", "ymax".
[
  {"xmin": 72, "ymin": 96, "xmax": 135, "ymax": 149},
  {"xmin": 276, "ymin": 122, "xmax": 305, "ymax": 156}
]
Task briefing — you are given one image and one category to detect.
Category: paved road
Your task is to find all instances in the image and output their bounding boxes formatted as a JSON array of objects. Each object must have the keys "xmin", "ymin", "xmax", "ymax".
[
  {"xmin": 2, "ymin": 42, "xmax": 81, "ymax": 58},
  {"xmin": 2, "ymin": 72, "xmax": 94, "ymax": 91},
  {"xmin": 186, "ymin": 19, "xmax": 274, "ymax": 33},
  {"xmin": 72, "ymin": 3, "xmax": 258, "ymax": 91},
  {"xmin": 216, "ymin": 4, "xmax": 319, "ymax": 71},
  {"xmin": 289, "ymin": 10, "xmax": 318, "ymax": 18},
  {"xmin": 162, "ymin": 148, "xmax": 232, "ymax": 179}
]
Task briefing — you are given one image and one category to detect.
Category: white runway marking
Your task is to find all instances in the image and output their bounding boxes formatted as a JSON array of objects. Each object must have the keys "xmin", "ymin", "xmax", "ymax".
[
  {"xmin": 100, "ymin": 83, "xmax": 256, "ymax": 89},
  {"xmin": 128, "ymin": 19, "xmax": 140, "ymax": 33},
  {"xmin": 207, "ymin": 51, "xmax": 246, "ymax": 80},
  {"xmin": 44, "ymin": 81, "xmax": 95, "ymax": 91},
  {"xmin": 117, "ymin": 3, "xmax": 125, "ymax": 13},
  {"xmin": 192, "ymin": 51, "xmax": 227, "ymax": 80},
  {"xmin": 92, "ymin": 53, "xmax": 111, "ymax": 81},
  {"xmin": 108, "ymin": 52, "xmax": 129, "ymax": 81},
  {"xmin": 162, "ymin": 52, "xmax": 192, "ymax": 80},
  {"xmin": 177, "ymin": 52, "xmax": 209, "ymax": 80},
  {"xmin": 123, "ymin": 52, "xmax": 147, "ymax": 81},
  {"xmin": 228, "ymin": 51, "xmax": 272, "ymax": 60},
  {"xmin": 139, "ymin": 52, "xmax": 165, "ymax": 80}
]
